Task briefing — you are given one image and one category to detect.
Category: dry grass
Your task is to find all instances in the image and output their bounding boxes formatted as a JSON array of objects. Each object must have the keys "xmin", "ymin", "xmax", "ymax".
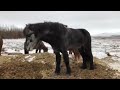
[{"xmin": 0, "ymin": 53, "xmax": 119, "ymax": 79}]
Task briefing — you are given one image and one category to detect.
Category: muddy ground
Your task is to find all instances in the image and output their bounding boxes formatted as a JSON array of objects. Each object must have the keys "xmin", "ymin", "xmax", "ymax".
[{"xmin": 0, "ymin": 53, "xmax": 120, "ymax": 79}]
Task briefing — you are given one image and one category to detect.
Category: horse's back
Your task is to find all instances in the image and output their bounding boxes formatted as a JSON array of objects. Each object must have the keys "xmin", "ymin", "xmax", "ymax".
[
  {"xmin": 78, "ymin": 28, "xmax": 91, "ymax": 38},
  {"xmin": 66, "ymin": 28, "xmax": 91, "ymax": 49},
  {"xmin": 68, "ymin": 28, "xmax": 90, "ymax": 38}
]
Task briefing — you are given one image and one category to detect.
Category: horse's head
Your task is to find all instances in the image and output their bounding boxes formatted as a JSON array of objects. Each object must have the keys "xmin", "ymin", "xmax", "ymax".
[
  {"xmin": 23, "ymin": 24, "xmax": 39, "ymax": 51},
  {"xmin": 23, "ymin": 23, "xmax": 50, "ymax": 51}
]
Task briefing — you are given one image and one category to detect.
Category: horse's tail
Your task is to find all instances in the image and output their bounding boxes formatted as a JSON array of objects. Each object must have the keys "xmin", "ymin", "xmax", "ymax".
[{"xmin": 79, "ymin": 29, "xmax": 92, "ymax": 51}]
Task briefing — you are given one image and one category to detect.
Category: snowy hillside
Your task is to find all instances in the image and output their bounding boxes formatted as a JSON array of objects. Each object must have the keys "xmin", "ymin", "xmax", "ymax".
[{"xmin": 93, "ymin": 32, "xmax": 120, "ymax": 37}]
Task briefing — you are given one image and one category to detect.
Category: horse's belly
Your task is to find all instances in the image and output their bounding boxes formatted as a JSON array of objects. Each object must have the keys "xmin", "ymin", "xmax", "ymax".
[{"xmin": 67, "ymin": 44, "xmax": 82, "ymax": 50}]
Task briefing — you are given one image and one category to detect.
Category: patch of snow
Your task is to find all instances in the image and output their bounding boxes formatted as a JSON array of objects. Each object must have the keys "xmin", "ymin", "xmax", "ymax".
[
  {"xmin": 28, "ymin": 56, "xmax": 35, "ymax": 62},
  {"xmin": 69, "ymin": 54, "xmax": 73, "ymax": 58},
  {"xmin": 108, "ymin": 62, "xmax": 120, "ymax": 72},
  {"xmin": 25, "ymin": 55, "xmax": 31, "ymax": 59},
  {"xmin": 41, "ymin": 61, "xmax": 46, "ymax": 64},
  {"xmin": 25, "ymin": 55, "xmax": 35, "ymax": 62},
  {"xmin": 19, "ymin": 50, "xmax": 24, "ymax": 54},
  {"xmin": 3, "ymin": 39, "xmax": 25, "ymax": 51},
  {"xmin": 5, "ymin": 49, "xmax": 20, "ymax": 53},
  {"xmin": 93, "ymin": 52, "xmax": 107, "ymax": 59},
  {"xmin": 2, "ymin": 39, "xmax": 53, "ymax": 54},
  {"xmin": 112, "ymin": 57, "xmax": 120, "ymax": 61}
]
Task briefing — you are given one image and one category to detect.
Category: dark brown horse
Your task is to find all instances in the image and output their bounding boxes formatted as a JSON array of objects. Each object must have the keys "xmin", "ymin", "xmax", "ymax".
[
  {"xmin": 0, "ymin": 36, "xmax": 3, "ymax": 55},
  {"xmin": 69, "ymin": 48, "xmax": 81, "ymax": 61},
  {"xmin": 35, "ymin": 41, "xmax": 48, "ymax": 53},
  {"xmin": 24, "ymin": 41, "xmax": 48, "ymax": 54}
]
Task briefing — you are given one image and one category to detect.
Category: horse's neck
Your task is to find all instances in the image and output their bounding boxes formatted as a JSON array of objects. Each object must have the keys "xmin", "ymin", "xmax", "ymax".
[{"xmin": 40, "ymin": 36, "xmax": 52, "ymax": 46}]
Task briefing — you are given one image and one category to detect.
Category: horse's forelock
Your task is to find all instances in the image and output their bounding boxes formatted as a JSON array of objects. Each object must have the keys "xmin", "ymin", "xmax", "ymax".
[{"xmin": 23, "ymin": 24, "xmax": 33, "ymax": 35}]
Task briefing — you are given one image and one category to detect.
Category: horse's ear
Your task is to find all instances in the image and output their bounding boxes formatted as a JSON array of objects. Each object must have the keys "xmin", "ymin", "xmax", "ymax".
[
  {"xmin": 26, "ymin": 24, "xmax": 30, "ymax": 26},
  {"xmin": 26, "ymin": 24, "xmax": 32, "ymax": 29},
  {"xmin": 64, "ymin": 25, "xmax": 67, "ymax": 27}
]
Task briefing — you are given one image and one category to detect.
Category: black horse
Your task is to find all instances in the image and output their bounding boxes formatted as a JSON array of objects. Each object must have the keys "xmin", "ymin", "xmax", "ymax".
[{"xmin": 23, "ymin": 22, "xmax": 94, "ymax": 75}]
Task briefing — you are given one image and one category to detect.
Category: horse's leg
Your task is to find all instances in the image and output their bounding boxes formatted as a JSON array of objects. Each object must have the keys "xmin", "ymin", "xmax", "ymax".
[
  {"xmin": 43, "ymin": 47, "xmax": 48, "ymax": 52},
  {"xmin": 24, "ymin": 42, "xmax": 29, "ymax": 54},
  {"xmin": 24, "ymin": 49, "xmax": 29, "ymax": 54},
  {"xmin": 62, "ymin": 50, "xmax": 71, "ymax": 75},
  {"xmin": 78, "ymin": 47, "xmax": 87, "ymax": 69},
  {"xmin": 36, "ymin": 49, "xmax": 38, "ymax": 53},
  {"xmin": 39, "ymin": 49, "xmax": 41, "ymax": 53},
  {"xmin": 78, "ymin": 54, "xmax": 81, "ymax": 61},
  {"xmin": 89, "ymin": 51, "xmax": 94, "ymax": 70},
  {"xmin": 84, "ymin": 46, "xmax": 94, "ymax": 70},
  {"xmin": 86, "ymin": 48, "xmax": 94, "ymax": 70},
  {"xmin": 74, "ymin": 49, "xmax": 80, "ymax": 61},
  {"xmin": 85, "ymin": 33, "xmax": 94, "ymax": 70},
  {"xmin": 54, "ymin": 50, "xmax": 61, "ymax": 75},
  {"xmin": 0, "ymin": 48, "xmax": 1, "ymax": 55}
]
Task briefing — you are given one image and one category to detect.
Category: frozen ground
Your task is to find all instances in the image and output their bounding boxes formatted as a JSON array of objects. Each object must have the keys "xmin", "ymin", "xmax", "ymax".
[
  {"xmin": 2, "ymin": 39, "xmax": 53, "ymax": 54},
  {"xmin": 92, "ymin": 38, "xmax": 120, "ymax": 59},
  {"xmin": 1, "ymin": 38, "xmax": 120, "ymax": 72},
  {"xmin": 92, "ymin": 37, "xmax": 120, "ymax": 72}
]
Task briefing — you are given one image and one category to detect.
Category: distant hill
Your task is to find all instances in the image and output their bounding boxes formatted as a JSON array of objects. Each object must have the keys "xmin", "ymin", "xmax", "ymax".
[{"xmin": 92, "ymin": 32, "xmax": 120, "ymax": 39}]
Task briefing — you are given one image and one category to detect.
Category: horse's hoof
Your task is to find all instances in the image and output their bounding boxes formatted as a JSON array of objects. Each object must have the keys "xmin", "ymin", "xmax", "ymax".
[
  {"xmin": 66, "ymin": 69, "xmax": 71, "ymax": 75},
  {"xmin": 80, "ymin": 65, "xmax": 87, "ymax": 69},
  {"xmin": 89, "ymin": 66, "xmax": 94, "ymax": 70},
  {"xmin": 55, "ymin": 72, "xmax": 60, "ymax": 75},
  {"xmin": 55, "ymin": 70, "xmax": 60, "ymax": 75},
  {"xmin": 66, "ymin": 74, "xmax": 71, "ymax": 78},
  {"xmin": 66, "ymin": 72, "xmax": 71, "ymax": 76},
  {"xmin": 66, "ymin": 67, "xmax": 71, "ymax": 75},
  {"xmin": 55, "ymin": 67, "xmax": 61, "ymax": 74}
]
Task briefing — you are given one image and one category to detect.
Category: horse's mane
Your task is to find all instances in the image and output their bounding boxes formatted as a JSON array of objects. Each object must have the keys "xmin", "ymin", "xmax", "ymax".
[
  {"xmin": 25, "ymin": 22, "xmax": 68, "ymax": 35},
  {"xmin": 32, "ymin": 22, "xmax": 67, "ymax": 28}
]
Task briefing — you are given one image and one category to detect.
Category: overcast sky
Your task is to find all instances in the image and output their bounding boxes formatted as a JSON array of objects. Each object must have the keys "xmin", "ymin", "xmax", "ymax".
[{"xmin": 0, "ymin": 11, "xmax": 120, "ymax": 35}]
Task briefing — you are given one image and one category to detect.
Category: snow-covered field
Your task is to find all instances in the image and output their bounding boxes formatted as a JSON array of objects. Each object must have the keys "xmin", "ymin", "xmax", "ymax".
[
  {"xmin": 1, "ymin": 38, "xmax": 120, "ymax": 72},
  {"xmin": 2, "ymin": 39, "xmax": 53, "ymax": 54},
  {"xmin": 92, "ymin": 38, "xmax": 120, "ymax": 59},
  {"xmin": 92, "ymin": 38, "xmax": 120, "ymax": 72}
]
